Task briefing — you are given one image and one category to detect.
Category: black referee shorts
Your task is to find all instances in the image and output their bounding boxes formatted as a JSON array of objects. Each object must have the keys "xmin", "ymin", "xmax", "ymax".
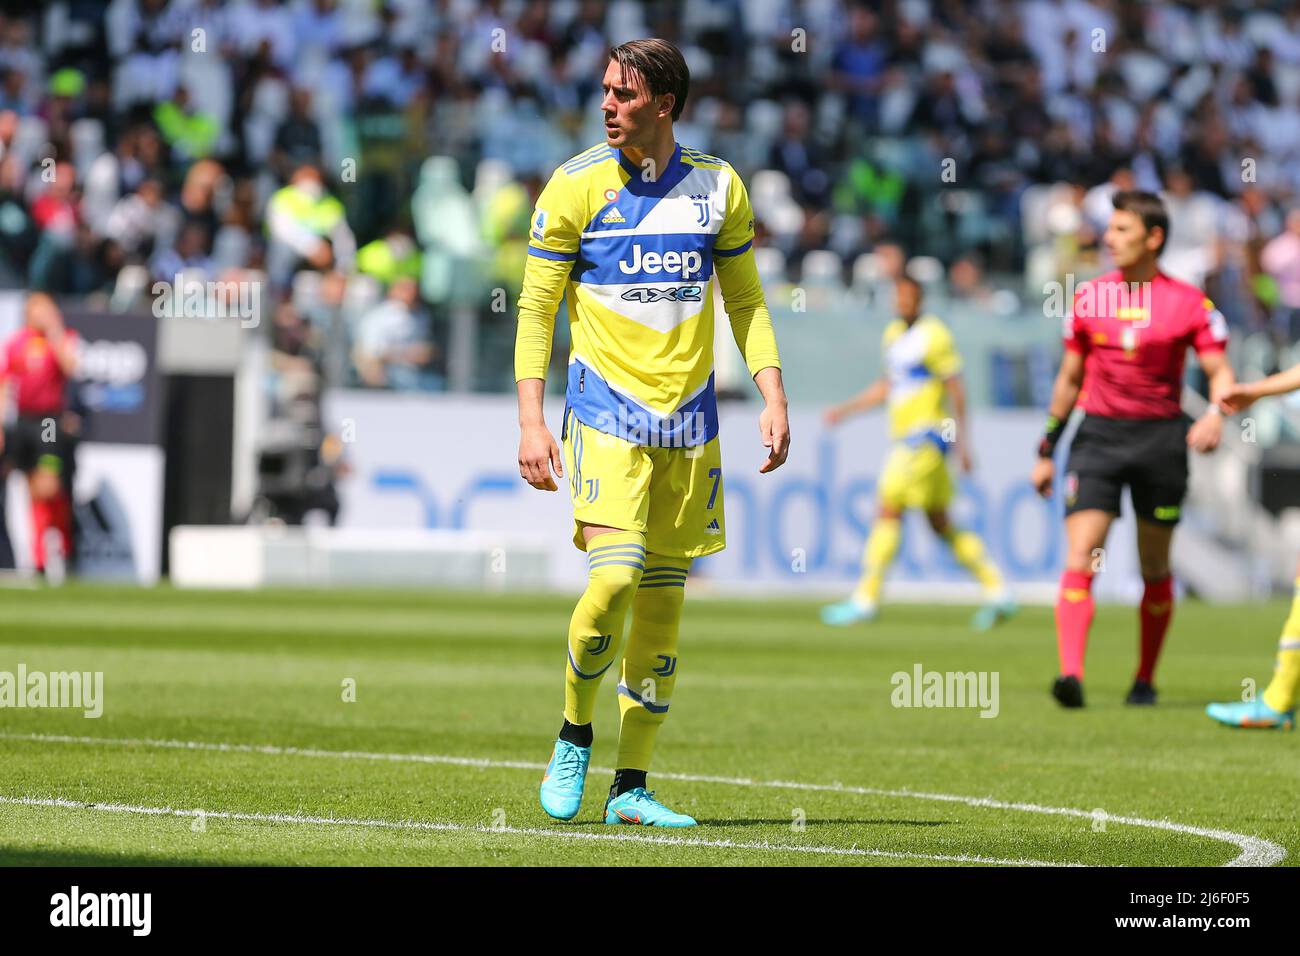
[
  {"xmin": 3, "ymin": 414, "xmax": 75, "ymax": 476},
  {"xmin": 1062, "ymin": 414, "xmax": 1190, "ymax": 526}
]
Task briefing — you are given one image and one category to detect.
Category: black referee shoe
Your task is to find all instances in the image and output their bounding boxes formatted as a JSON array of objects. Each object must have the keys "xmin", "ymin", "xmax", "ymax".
[
  {"xmin": 1052, "ymin": 675, "xmax": 1085, "ymax": 708},
  {"xmin": 1125, "ymin": 679, "xmax": 1157, "ymax": 706}
]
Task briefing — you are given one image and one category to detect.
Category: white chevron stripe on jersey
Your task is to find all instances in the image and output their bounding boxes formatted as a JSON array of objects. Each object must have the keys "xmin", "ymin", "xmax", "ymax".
[
  {"xmin": 575, "ymin": 280, "xmax": 712, "ymax": 333},
  {"xmin": 885, "ymin": 324, "xmax": 933, "ymax": 401}
]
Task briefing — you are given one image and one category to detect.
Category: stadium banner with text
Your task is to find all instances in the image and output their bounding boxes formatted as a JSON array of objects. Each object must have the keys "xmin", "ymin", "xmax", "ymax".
[
  {"xmin": 325, "ymin": 391, "xmax": 1147, "ymax": 601},
  {"xmin": 61, "ymin": 310, "xmax": 162, "ymax": 446}
]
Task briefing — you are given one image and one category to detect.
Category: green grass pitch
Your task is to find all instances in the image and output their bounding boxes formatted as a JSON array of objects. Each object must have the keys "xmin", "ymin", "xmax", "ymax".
[{"xmin": 0, "ymin": 584, "xmax": 1295, "ymax": 866}]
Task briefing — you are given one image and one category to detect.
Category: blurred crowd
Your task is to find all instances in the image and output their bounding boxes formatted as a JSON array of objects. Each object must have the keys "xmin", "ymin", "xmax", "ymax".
[{"xmin": 5, "ymin": 0, "xmax": 1300, "ymax": 397}]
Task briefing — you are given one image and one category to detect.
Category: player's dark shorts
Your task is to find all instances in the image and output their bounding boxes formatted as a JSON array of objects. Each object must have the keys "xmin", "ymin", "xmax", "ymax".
[
  {"xmin": 3, "ymin": 413, "xmax": 75, "ymax": 475},
  {"xmin": 1063, "ymin": 414, "xmax": 1190, "ymax": 526}
]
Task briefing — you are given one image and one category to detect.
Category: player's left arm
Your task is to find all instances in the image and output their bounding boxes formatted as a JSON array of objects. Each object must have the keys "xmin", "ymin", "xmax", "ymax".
[
  {"xmin": 925, "ymin": 323, "xmax": 969, "ymax": 470},
  {"xmin": 53, "ymin": 327, "xmax": 83, "ymax": 437},
  {"xmin": 51, "ymin": 326, "xmax": 79, "ymax": 378},
  {"xmin": 753, "ymin": 366, "xmax": 789, "ymax": 474},
  {"xmin": 1220, "ymin": 361, "xmax": 1300, "ymax": 413},
  {"xmin": 944, "ymin": 374, "xmax": 972, "ymax": 473},
  {"xmin": 1187, "ymin": 299, "xmax": 1235, "ymax": 453},
  {"xmin": 1186, "ymin": 349, "xmax": 1234, "ymax": 453},
  {"xmin": 715, "ymin": 166, "xmax": 788, "ymax": 473},
  {"xmin": 0, "ymin": 342, "xmax": 7, "ymax": 456}
]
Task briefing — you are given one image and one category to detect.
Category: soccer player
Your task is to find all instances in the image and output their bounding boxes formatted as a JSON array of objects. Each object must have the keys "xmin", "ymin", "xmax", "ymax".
[
  {"xmin": 820, "ymin": 275, "xmax": 1015, "ymax": 630},
  {"xmin": 514, "ymin": 39, "xmax": 789, "ymax": 827},
  {"xmin": 1204, "ymin": 368, "xmax": 1300, "ymax": 729},
  {"xmin": 1032, "ymin": 191, "xmax": 1235, "ymax": 708},
  {"xmin": 0, "ymin": 293, "xmax": 80, "ymax": 575}
]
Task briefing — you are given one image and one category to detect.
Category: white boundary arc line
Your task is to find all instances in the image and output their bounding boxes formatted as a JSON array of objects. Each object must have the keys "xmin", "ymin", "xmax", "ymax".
[
  {"xmin": 1, "ymin": 732, "xmax": 1286, "ymax": 867},
  {"xmin": 0, "ymin": 795, "xmax": 1066, "ymax": 867}
]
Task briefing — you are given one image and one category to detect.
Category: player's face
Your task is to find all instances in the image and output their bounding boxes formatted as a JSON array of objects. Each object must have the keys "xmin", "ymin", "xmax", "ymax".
[
  {"xmin": 600, "ymin": 60, "xmax": 666, "ymax": 151},
  {"xmin": 1104, "ymin": 210, "xmax": 1161, "ymax": 268},
  {"xmin": 895, "ymin": 282, "xmax": 921, "ymax": 320},
  {"xmin": 25, "ymin": 296, "xmax": 60, "ymax": 334}
]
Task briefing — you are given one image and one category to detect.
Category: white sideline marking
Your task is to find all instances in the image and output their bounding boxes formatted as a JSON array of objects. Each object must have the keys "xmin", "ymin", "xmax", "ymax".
[
  {"xmin": 2, "ymin": 732, "xmax": 1285, "ymax": 866},
  {"xmin": 0, "ymin": 795, "xmax": 1064, "ymax": 866}
]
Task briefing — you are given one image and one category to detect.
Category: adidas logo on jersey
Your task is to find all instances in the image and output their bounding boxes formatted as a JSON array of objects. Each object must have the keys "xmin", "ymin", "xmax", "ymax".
[
  {"xmin": 601, "ymin": 206, "xmax": 626, "ymax": 224},
  {"xmin": 705, "ymin": 518, "xmax": 721, "ymax": 535}
]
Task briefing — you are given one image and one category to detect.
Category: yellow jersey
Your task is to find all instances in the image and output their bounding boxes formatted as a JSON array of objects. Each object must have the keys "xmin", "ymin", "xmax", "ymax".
[
  {"xmin": 881, "ymin": 314, "xmax": 962, "ymax": 443},
  {"xmin": 514, "ymin": 142, "xmax": 780, "ymax": 447}
]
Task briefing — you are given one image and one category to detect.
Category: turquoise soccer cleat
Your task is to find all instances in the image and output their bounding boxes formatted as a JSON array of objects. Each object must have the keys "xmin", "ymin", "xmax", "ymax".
[
  {"xmin": 820, "ymin": 598, "xmax": 878, "ymax": 626},
  {"xmin": 1205, "ymin": 698, "xmax": 1296, "ymax": 730},
  {"xmin": 604, "ymin": 788, "xmax": 697, "ymax": 827},
  {"xmin": 539, "ymin": 740, "xmax": 591, "ymax": 820},
  {"xmin": 972, "ymin": 597, "xmax": 1018, "ymax": 632}
]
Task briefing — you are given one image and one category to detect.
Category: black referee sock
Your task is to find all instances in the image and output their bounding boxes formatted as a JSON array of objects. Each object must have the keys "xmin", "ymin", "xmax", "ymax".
[
  {"xmin": 558, "ymin": 719, "xmax": 592, "ymax": 748},
  {"xmin": 610, "ymin": 768, "xmax": 647, "ymax": 799}
]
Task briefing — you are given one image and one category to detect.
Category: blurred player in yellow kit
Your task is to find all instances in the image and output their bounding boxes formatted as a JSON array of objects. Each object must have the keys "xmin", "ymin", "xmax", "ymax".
[
  {"xmin": 821, "ymin": 276, "xmax": 1015, "ymax": 630},
  {"xmin": 514, "ymin": 39, "xmax": 790, "ymax": 826},
  {"xmin": 1205, "ymin": 366, "xmax": 1300, "ymax": 729}
]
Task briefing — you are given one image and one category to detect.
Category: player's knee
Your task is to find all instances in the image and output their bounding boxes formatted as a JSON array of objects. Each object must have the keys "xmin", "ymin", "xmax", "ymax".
[
  {"xmin": 1139, "ymin": 558, "xmax": 1170, "ymax": 580},
  {"xmin": 1064, "ymin": 546, "xmax": 1097, "ymax": 573},
  {"xmin": 634, "ymin": 581, "xmax": 685, "ymax": 625},
  {"xmin": 596, "ymin": 562, "xmax": 643, "ymax": 595},
  {"xmin": 586, "ymin": 562, "xmax": 643, "ymax": 610},
  {"xmin": 1064, "ymin": 530, "xmax": 1107, "ymax": 571},
  {"xmin": 29, "ymin": 467, "xmax": 61, "ymax": 500}
]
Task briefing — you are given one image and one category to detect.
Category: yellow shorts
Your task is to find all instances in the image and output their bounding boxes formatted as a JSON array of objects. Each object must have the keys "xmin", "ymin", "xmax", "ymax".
[
  {"xmin": 562, "ymin": 408, "xmax": 726, "ymax": 558},
  {"xmin": 877, "ymin": 441, "xmax": 954, "ymax": 513}
]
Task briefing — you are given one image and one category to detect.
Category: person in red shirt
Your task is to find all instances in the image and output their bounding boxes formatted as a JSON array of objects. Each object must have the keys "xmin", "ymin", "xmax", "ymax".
[
  {"xmin": 0, "ymin": 293, "xmax": 80, "ymax": 573},
  {"xmin": 1031, "ymin": 191, "xmax": 1236, "ymax": 708}
]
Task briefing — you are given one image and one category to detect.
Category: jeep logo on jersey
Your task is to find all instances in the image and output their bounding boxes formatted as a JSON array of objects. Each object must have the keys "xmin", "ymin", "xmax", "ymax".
[
  {"xmin": 617, "ymin": 244, "xmax": 703, "ymax": 279},
  {"xmin": 620, "ymin": 286, "xmax": 702, "ymax": 303}
]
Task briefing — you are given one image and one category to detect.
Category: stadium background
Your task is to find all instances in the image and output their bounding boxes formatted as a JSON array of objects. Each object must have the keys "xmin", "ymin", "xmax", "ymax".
[{"xmin": 3, "ymin": 0, "xmax": 1300, "ymax": 602}]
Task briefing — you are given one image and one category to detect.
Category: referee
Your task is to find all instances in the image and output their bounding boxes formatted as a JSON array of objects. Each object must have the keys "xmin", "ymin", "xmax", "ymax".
[
  {"xmin": 1032, "ymin": 191, "xmax": 1236, "ymax": 708},
  {"xmin": 0, "ymin": 293, "xmax": 80, "ymax": 575}
]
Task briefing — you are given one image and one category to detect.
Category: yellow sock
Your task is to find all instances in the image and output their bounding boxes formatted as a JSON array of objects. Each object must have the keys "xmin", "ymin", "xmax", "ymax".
[
  {"xmin": 1263, "ymin": 583, "xmax": 1300, "ymax": 713},
  {"xmin": 853, "ymin": 518, "xmax": 901, "ymax": 605},
  {"xmin": 615, "ymin": 553, "xmax": 690, "ymax": 771},
  {"xmin": 564, "ymin": 531, "xmax": 646, "ymax": 726},
  {"xmin": 942, "ymin": 526, "xmax": 1004, "ymax": 596}
]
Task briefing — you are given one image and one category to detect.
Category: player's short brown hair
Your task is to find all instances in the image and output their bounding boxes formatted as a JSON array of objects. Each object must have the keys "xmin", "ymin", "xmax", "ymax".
[
  {"xmin": 896, "ymin": 273, "xmax": 923, "ymax": 294},
  {"xmin": 608, "ymin": 39, "xmax": 690, "ymax": 122},
  {"xmin": 1112, "ymin": 190, "xmax": 1169, "ymax": 254}
]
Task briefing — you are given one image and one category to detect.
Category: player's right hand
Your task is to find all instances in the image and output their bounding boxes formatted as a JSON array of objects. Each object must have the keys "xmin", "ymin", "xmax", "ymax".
[
  {"xmin": 1031, "ymin": 458, "xmax": 1054, "ymax": 498},
  {"xmin": 822, "ymin": 407, "xmax": 842, "ymax": 426},
  {"xmin": 518, "ymin": 424, "xmax": 563, "ymax": 491},
  {"xmin": 1217, "ymin": 383, "xmax": 1260, "ymax": 415}
]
